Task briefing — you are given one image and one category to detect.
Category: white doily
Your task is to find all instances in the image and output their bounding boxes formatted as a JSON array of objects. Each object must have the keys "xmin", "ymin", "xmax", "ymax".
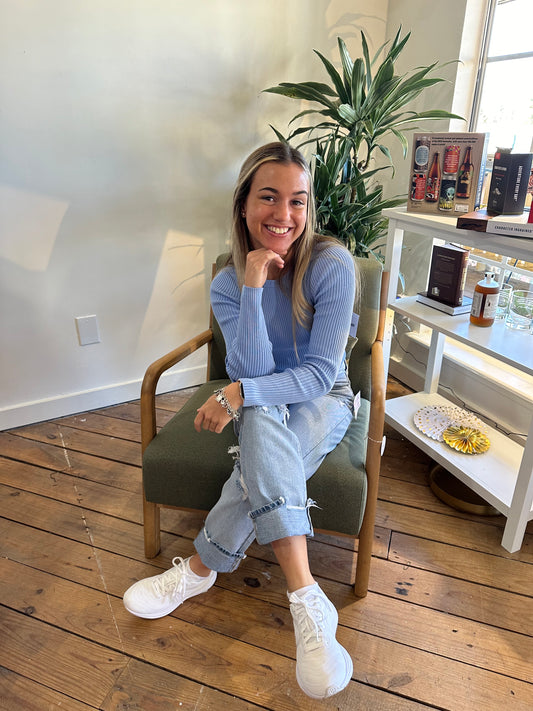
[{"xmin": 414, "ymin": 405, "xmax": 488, "ymax": 442}]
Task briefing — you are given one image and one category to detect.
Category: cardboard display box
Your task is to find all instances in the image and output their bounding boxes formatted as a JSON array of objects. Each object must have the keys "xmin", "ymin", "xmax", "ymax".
[
  {"xmin": 487, "ymin": 152, "xmax": 533, "ymax": 215},
  {"xmin": 407, "ymin": 132, "xmax": 489, "ymax": 217}
]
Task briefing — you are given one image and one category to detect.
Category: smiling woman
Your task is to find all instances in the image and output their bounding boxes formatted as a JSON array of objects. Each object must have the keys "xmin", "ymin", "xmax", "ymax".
[{"xmin": 124, "ymin": 141, "xmax": 358, "ymax": 700}]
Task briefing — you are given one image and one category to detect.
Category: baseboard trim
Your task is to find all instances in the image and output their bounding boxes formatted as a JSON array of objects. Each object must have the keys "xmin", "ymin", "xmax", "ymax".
[{"xmin": 0, "ymin": 365, "xmax": 205, "ymax": 431}]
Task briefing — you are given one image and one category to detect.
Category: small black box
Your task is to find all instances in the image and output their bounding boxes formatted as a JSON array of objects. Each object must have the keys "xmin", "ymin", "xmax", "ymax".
[{"xmin": 487, "ymin": 152, "xmax": 533, "ymax": 215}]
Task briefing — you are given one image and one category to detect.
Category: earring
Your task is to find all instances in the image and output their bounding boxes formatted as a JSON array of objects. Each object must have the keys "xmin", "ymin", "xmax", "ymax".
[{"xmin": 241, "ymin": 211, "xmax": 246, "ymax": 218}]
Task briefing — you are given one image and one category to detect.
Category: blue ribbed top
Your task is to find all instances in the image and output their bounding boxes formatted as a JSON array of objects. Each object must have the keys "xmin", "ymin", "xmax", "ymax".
[{"xmin": 211, "ymin": 242, "xmax": 356, "ymax": 406}]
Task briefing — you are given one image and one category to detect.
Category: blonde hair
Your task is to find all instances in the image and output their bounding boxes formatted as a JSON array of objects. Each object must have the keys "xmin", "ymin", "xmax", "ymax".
[{"xmin": 230, "ymin": 142, "xmax": 329, "ymax": 328}]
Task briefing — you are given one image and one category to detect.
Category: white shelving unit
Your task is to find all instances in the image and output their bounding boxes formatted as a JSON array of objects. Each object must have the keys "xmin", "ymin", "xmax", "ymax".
[{"xmin": 382, "ymin": 206, "xmax": 533, "ymax": 552}]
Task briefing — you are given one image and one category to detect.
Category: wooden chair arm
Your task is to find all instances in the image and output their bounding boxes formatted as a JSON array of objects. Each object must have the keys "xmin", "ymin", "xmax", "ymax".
[
  {"xmin": 365, "ymin": 269, "xmax": 389, "ymax": 478},
  {"xmin": 366, "ymin": 339, "xmax": 386, "ymax": 476},
  {"xmin": 140, "ymin": 328, "xmax": 213, "ymax": 453}
]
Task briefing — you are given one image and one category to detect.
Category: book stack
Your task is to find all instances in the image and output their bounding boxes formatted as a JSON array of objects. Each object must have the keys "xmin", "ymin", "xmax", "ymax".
[
  {"xmin": 416, "ymin": 292, "xmax": 473, "ymax": 315},
  {"xmin": 456, "ymin": 208, "xmax": 533, "ymax": 238}
]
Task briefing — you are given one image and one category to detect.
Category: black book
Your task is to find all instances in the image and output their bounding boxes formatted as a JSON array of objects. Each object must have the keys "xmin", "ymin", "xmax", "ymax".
[{"xmin": 426, "ymin": 243, "xmax": 470, "ymax": 307}]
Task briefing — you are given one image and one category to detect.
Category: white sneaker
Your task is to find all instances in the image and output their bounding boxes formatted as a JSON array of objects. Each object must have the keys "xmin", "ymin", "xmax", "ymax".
[
  {"xmin": 123, "ymin": 556, "xmax": 216, "ymax": 619},
  {"xmin": 288, "ymin": 585, "xmax": 353, "ymax": 699}
]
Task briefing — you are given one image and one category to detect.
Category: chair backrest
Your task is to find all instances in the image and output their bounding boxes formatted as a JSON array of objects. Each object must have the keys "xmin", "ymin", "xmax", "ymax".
[
  {"xmin": 207, "ymin": 252, "xmax": 383, "ymax": 400},
  {"xmin": 207, "ymin": 253, "xmax": 232, "ymax": 381},
  {"xmin": 348, "ymin": 256, "xmax": 383, "ymax": 401}
]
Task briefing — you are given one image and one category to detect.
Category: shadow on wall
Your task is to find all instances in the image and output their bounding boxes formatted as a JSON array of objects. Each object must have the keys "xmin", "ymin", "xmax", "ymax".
[{"xmin": 135, "ymin": 230, "xmax": 209, "ymax": 363}]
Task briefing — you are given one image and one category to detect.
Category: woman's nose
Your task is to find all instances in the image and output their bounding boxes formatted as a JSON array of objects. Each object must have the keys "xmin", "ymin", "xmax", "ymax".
[{"xmin": 273, "ymin": 200, "xmax": 291, "ymax": 221}]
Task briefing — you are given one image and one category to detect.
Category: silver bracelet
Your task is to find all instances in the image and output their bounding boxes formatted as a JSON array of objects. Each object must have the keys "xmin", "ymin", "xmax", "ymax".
[{"xmin": 214, "ymin": 387, "xmax": 240, "ymax": 421}]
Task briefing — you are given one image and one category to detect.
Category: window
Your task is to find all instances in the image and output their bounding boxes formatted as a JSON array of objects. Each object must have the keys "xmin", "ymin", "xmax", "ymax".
[
  {"xmin": 471, "ymin": 0, "xmax": 533, "ymax": 154},
  {"xmin": 466, "ymin": 0, "xmax": 533, "ymax": 288}
]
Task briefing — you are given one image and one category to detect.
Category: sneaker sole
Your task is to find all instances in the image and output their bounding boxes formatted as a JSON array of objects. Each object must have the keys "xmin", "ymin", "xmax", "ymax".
[
  {"xmin": 296, "ymin": 644, "xmax": 353, "ymax": 699},
  {"xmin": 123, "ymin": 603, "xmax": 179, "ymax": 619}
]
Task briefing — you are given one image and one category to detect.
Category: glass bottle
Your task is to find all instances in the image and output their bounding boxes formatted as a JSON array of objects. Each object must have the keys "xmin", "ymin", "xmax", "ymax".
[
  {"xmin": 456, "ymin": 146, "xmax": 473, "ymax": 199},
  {"xmin": 439, "ymin": 145, "xmax": 460, "ymax": 211},
  {"xmin": 425, "ymin": 152, "xmax": 441, "ymax": 202},
  {"xmin": 470, "ymin": 272, "xmax": 499, "ymax": 327},
  {"xmin": 410, "ymin": 137, "xmax": 430, "ymax": 202}
]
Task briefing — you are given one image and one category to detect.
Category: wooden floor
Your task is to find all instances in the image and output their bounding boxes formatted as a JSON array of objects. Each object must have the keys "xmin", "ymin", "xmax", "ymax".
[{"xmin": 1, "ymin": 377, "xmax": 532, "ymax": 710}]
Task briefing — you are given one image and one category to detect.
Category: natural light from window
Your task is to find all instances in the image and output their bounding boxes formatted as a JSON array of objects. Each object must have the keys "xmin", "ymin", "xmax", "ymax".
[{"xmin": 475, "ymin": 0, "xmax": 533, "ymax": 154}]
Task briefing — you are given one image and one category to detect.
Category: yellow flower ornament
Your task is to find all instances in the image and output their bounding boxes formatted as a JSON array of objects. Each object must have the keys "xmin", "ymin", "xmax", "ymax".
[{"xmin": 442, "ymin": 426, "xmax": 490, "ymax": 455}]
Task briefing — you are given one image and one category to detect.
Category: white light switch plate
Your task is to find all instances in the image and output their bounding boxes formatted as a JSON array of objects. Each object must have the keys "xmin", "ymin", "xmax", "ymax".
[{"xmin": 76, "ymin": 315, "xmax": 100, "ymax": 346}]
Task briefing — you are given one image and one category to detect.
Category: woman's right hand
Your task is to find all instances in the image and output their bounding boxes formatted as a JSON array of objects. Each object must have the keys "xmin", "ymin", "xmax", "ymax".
[{"xmin": 244, "ymin": 249, "xmax": 285, "ymax": 288}]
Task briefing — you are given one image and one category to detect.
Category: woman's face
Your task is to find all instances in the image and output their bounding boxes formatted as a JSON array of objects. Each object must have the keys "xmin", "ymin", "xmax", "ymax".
[{"xmin": 243, "ymin": 161, "xmax": 309, "ymax": 258}]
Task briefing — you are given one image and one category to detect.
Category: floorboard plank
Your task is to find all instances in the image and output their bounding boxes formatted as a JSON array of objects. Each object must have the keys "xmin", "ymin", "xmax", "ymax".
[
  {"xmin": 101, "ymin": 657, "xmax": 267, "ymax": 711},
  {"xmin": 55, "ymin": 412, "xmax": 142, "ymax": 442},
  {"xmin": 0, "ymin": 606, "xmax": 127, "ymax": 708},
  {"xmin": 8, "ymin": 422, "xmax": 141, "ymax": 466},
  {"xmin": 368, "ymin": 555, "xmax": 533, "ymax": 637},
  {"xmin": 93, "ymin": 402, "xmax": 176, "ymax": 427},
  {"xmin": 390, "ymin": 531, "xmax": 533, "ymax": 595},
  {"xmin": 0, "ymin": 432, "xmax": 140, "ymax": 491},
  {"xmin": 376, "ymin": 499, "xmax": 533, "ymax": 562},
  {"xmin": 0, "ymin": 668, "xmax": 95, "ymax": 711},
  {"xmin": 0, "ymin": 458, "xmax": 142, "ymax": 520}
]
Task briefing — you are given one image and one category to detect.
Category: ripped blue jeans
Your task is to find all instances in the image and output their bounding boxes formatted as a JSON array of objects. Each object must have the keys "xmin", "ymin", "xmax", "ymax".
[{"xmin": 193, "ymin": 380, "xmax": 354, "ymax": 573}]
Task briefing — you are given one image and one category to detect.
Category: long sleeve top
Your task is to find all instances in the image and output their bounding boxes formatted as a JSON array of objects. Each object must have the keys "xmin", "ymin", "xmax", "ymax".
[{"xmin": 211, "ymin": 242, "xmax": 356, "ymax": 407}]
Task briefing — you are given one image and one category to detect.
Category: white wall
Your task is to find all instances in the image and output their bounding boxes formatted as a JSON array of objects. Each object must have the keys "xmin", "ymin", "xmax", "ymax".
[
  {"xmin": 1, "ymin": 0, "xmax": 392, "ymax": 428},
  {"xmin": 383, "ymin": 0, "xmax": 470, "ymax": 294}
]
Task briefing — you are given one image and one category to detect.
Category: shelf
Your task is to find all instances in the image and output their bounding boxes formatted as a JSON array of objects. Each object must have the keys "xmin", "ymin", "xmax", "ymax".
[
  {"xmin": 385, "ymin": 392, "xmax": 526, "ymax": 515},
  {"xmin": 383, "ymin": 206, "xmax": 533, "ymax": 262},
  {"xmin": 384, "ymin": 207, "xmax": 533, "ymax": 552},
  {"xmin": 390, "ymin": 296, "xmax": 533, "ymax": 377}
]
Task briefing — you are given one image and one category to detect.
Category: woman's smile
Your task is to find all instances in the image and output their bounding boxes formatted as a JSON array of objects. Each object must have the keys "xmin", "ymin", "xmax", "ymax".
[{"xmin": 267, "ymin": 225, "xmax": 291, "ymax": 235}]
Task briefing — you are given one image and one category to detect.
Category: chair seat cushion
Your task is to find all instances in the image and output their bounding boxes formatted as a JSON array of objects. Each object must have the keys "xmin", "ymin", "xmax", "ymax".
[
  {"xmin": 143, "ymin": 379, "xmax": 235, "ymax": 511},
  {"xmin": 307, "ymin": 398, "xmax": 368, "ymax": 536},
  {"xmin": 143, "ymin": 382, "xmax": 368, "ymax": 537}
]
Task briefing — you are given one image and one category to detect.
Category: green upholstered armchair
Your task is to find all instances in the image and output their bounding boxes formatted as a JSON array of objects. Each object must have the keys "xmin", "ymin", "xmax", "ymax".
[{"xmin": 140, "ymin": 255, "xmax": 388, "ymax": 598}]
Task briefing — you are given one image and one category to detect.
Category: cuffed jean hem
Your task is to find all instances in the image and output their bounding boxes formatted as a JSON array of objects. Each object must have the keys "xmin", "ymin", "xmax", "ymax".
[
  {"xmin": 250, "ymin": 496, "xmax": 316, "ymax": 545},
  {"xmin": 193, "ymin": 525, "xmax": 253, "ymax": 574}
]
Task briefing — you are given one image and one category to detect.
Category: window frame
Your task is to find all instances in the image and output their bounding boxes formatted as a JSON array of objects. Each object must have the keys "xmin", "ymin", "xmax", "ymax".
[{"xmin": 464, "ymin": 0, "xmax": 533, "ymax": 286}]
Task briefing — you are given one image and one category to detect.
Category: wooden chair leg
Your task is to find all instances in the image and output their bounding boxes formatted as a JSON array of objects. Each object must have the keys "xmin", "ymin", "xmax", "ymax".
[
  {"xmin": 143, "ymin": 497, "xmax": 161, "ymax": 558},
  {"xmin": 353, "ymin": 474, "xmax": 379, "ymax": 597},
  {"xmin": 353, "ymin": 521, "xmax": 373, "ymax": 598}
]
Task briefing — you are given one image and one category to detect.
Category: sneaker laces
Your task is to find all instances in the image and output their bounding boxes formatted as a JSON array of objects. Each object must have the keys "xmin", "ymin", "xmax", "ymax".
[
  {"xmin": 152, "ymin": 556, "xmax": 188, "ymax": 599},
  {"xmin": 291, "ymin": 592, "xmax": 329, "ymax": 652}
]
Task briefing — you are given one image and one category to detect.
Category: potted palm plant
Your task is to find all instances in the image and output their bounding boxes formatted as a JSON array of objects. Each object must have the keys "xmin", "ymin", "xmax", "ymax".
[{"xmin": 264, "ymin": 28, "xmax": 462, "ymax": 258}]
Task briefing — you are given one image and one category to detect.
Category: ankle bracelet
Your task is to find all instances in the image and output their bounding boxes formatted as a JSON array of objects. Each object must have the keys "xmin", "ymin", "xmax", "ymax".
[{"xmin": 214, "ymin": 387, "xmax": 240, "ymax": 421}]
